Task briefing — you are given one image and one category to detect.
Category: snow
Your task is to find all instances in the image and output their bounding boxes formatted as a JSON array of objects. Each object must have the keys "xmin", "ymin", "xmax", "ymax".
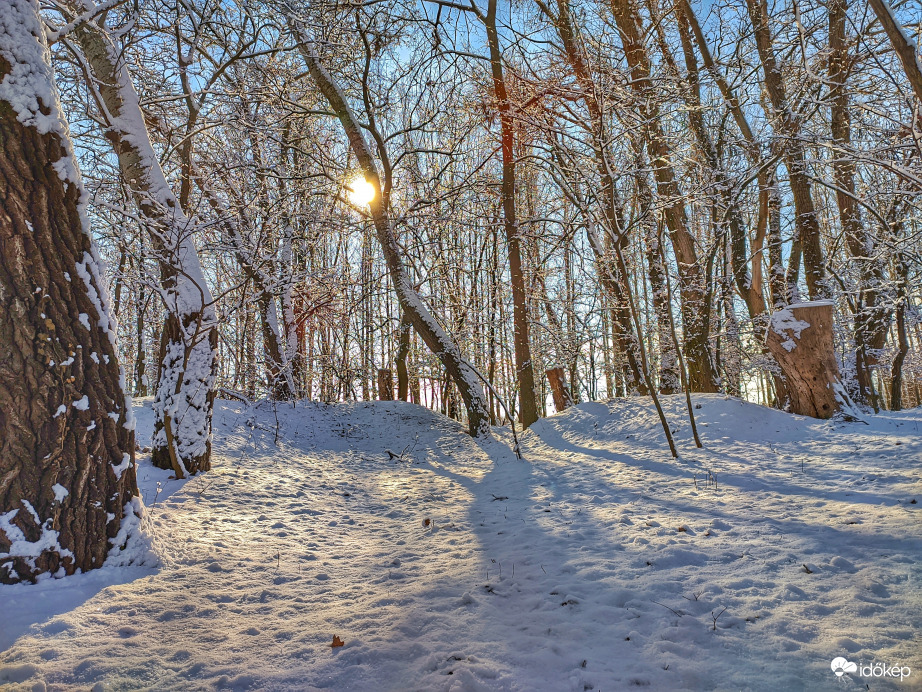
[
  {"xmin": 51, "ymin": 485, "xmax": 68, "ymax": 503},
  {"xmin": 1, "ymin": 396, "xmax": 919, "ymax": 690},
  {"xmin": 770, "ymin": 308, "xmax": 812, "ymax": 352}
]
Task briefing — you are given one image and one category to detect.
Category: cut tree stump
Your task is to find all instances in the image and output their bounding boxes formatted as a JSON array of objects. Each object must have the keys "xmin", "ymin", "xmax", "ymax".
[
  {"xmin": 766, "ymin": 301, "xmax": 852, "ymax": 419},
  {"xmin": 377, "ymin": 369, "xmax": 394, "ymax": 401},
  {"xmin": 546, "ymin": 367, "xmax": 574, "ymax": 413}
]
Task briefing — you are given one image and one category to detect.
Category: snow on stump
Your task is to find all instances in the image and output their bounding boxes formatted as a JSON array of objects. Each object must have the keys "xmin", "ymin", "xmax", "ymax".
[
  {"xmin": 766, "ymin": 301, "xmax": 850, "ymax": 419},
  {"xmin": 545, "ymin": 367, "xmax": 574, "ymax": 413}
]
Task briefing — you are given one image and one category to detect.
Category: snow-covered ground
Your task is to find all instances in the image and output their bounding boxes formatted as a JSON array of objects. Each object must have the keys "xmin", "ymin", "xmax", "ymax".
[{"xmin": 1, "ymin": 395, "xmax": 920, "ymax": 691}]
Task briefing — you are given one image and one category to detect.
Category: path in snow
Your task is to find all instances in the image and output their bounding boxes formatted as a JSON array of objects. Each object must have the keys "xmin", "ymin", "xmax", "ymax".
[{"xmin": 0, "ymin": 396, "xmax": 919, "ymax": 691}]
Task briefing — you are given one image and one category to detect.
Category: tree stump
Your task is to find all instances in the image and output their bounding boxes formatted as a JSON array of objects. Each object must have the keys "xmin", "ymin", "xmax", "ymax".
[
  {"xmin": 546, "ymin": 367, "xmax": 574, "ymax": 413},
  {"xmin": 377, "ymin": 368, "xmax": 394, "ymax": 401},
  {"xmin": 766, "ymin": 301, "xmax": 852, "ymax": 418}
]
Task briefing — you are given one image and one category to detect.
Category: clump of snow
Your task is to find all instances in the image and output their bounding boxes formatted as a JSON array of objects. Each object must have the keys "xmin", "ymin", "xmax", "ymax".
[
  {"xmin": 770, "ymin": 308, "xmax": 811, "ymax": 352},
  {"xmin": 0, "ymin": 502, "xmax": 75, "ymax": 582},
  {"xmin": 110, "ymin": 453, "xmax": 132, "ymax": 481},
  {"xmin": 0, "ymin": 396, "xmax": 919, "ymax": 690},
  {"xmin": 51, "ymin": 485, "xmax": 68, "ymax": 503}
]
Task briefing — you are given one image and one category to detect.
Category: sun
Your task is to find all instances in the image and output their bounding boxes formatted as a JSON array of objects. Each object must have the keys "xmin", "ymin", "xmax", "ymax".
[{"xmin": 348, "ymin": 176, "xmax": 375, "ymax": 205}]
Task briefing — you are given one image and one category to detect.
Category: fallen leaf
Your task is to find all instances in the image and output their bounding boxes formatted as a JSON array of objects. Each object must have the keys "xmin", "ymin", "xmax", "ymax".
[
  {"xmin": 331, "ymin": 635, "xmax": 345, "ymax": 648},
  {"xmin": 677, "ymin": 526, "xmax": 687, "ymax": 532}
]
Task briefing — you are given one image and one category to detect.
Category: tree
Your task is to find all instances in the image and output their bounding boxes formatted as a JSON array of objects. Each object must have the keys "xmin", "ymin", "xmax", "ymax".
[
  {"xmin": 286, "ymin": 10, "xmax": 492, "ymax": 436},
  {"xmin": 0, "ymin": 0, "xmax": 138, "ymax": 583},
  {"xmin": 62, "ymin": 0, "xmax": 219, "ymax": 476}
]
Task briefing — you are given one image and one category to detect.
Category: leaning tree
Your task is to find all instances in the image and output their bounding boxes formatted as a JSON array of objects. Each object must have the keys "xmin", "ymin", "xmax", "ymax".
[{"xmin": 0, "ymin": 0, "xmax": 138, "ymax": 583}]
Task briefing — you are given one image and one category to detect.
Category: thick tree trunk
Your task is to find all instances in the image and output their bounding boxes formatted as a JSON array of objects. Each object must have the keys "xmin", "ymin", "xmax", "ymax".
[
  {"xmin": 766, "ymin": 302, "xmax": 853, "ymax": 418},
  {"xmin": 0, "ymin": 1, "xmax": 138, "ymax": 583},
  {"xmin": 67, "ymin": 2, "xmax": 217, "ymax": 475},
  {"xmin": 396, "ymin": 310, "xmax": 411, "ymax": 401},
  {"xmin": 377, "ymin": 369, "xmax": 394, "ymax": 401},
  {"xmin": 290, "ymin": 19, "xmax": 491, "ymax": 436},
  {"xmin": 545, "ymin": 367, "xmax": 574, "ymax": 413}
]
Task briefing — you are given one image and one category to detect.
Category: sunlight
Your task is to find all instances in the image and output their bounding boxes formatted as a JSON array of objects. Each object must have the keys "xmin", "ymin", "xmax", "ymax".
[{"xmin": 347, "ymin": 176, "xmax": 375, "ymax": 205}]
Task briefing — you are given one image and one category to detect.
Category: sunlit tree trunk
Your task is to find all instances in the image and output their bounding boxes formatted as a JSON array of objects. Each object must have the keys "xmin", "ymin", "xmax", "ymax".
[{"xmin": 67, "ymin": 1, "xmax": 217, "ymax": 475}]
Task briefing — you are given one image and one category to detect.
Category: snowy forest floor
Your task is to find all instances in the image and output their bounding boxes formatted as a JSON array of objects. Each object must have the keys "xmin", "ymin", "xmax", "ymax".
[{"xmin": 0, "ymin": 395, "xmax": 920, "ymax": 692}]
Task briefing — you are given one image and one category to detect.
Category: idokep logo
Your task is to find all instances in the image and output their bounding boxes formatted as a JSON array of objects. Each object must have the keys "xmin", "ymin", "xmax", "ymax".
[
  {"xmin": 831, "ymin": 658, "xmax": 857, "ymax": 677},
  {"xmin": 831, "ymin": 657, "xmax": 912, "ymax": 681}
]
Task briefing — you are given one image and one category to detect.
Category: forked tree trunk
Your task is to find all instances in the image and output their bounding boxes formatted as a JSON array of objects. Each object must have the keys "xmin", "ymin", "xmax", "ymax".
[
  {"xmin": 766, "ymin": 302, "xmax": 853, "ymax": 418},
  {"xmin": 829, "ymin": 0, "xmax": 891, "ymax": 405},
  {"xmin": 746, "ymin": 0, "xmax": 827, "ymax": 299},
  {"xmin": 67, "ymin": 1, "xmax": 217, "ymax": 476},
  {"xmin": 0, "ymin": 0, "xmax": 138, "ymax": 583},
  {"xmin": 608, "ymin": 0, "xmax": 719, "ymax": 392},
  {"xmin": 289, "ymin": 16, "xmax": 491, "ymax": 436}
]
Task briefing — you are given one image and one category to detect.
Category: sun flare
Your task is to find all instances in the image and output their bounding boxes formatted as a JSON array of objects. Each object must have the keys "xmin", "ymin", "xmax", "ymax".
[{"xmin": 348, "ymin": 176, "xmax": 375, "ymax": 205}]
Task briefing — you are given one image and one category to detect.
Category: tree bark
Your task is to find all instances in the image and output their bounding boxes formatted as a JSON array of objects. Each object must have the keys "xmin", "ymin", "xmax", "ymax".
[
  {"xmin": 0, "ymin": 0, "xmax": 138, "ymax": 583},
  {"xmin": 485, "ymin": 0, "xmax": 539, "ymax": 427},
  {"xmin": 829, "ymin": 0, "xmax": 892, "ymax": 405},
  {"xmin": 377, "ymin": 369, "xmax": 394, "ymax": 401},
  {"xmin": 766, "ymin": 302, "xmax": 852, "ymax": 418},
  {"xmin": 608, "ymin": 0, "xmax": 719, "ymax": 392},
  {"xmin": 545, "ymin": 367, "xmax": 574, "ymax": 413},
  {"xmin": 66, "ymin": 1, "xmax": 217, "ymax": 475}
]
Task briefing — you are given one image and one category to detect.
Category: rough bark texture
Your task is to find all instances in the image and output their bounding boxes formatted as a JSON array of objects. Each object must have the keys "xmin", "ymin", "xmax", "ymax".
[
  {"xmin": 0, "ymin": 3, "xmax": 137, "ymax": 583},
  {"xmin": 545, "ymin": 367, "xmax": 574, "ymax": 413},
  {"xmin": 377, "ymin": 368, "xmax": 394, "ymax": 401},
  {"xmin": 766, "ymin": 303, "xmax": 848, "ymax": 418}
]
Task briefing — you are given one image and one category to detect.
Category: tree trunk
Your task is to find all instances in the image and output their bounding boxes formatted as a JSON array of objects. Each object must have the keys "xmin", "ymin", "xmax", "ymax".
[
  {"xmin": 608, "ymin": 0, "xmax": 719, "ymax": 392},
  {"xmin": 377, "ymin": 369, "xmax": 394, "ymax": 401},
  {"xmin": 829, "ymin": 0, "xmax": 891, "ymax": 404},
  {"xmin": 0, "ymin": 0, "xmax": 138, "ymax": 583},
  {"xmin": 289, "ymin": 19, "xmax": 491, "ymax": 436},
  {"xmin": 546, "ymin": 367, "xmax": 574, "ymax": 413},
  {"xmin": 67, "ymin": 2, "xmax": 217, "ymax": 475},
  {"xmin": 396, "ymin": 310, "xmax": 411, "ymax": 401},
  {"xmin": 746, "ymin": 0, "xmax": 827, "ymax": 299},
  {"xmin": 766, "ymin": 302, "xmax": 853, "ymax": 418},
  {"xmin": 485, "ymin": 0, "xmax": 539, "ymax": 428}
]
